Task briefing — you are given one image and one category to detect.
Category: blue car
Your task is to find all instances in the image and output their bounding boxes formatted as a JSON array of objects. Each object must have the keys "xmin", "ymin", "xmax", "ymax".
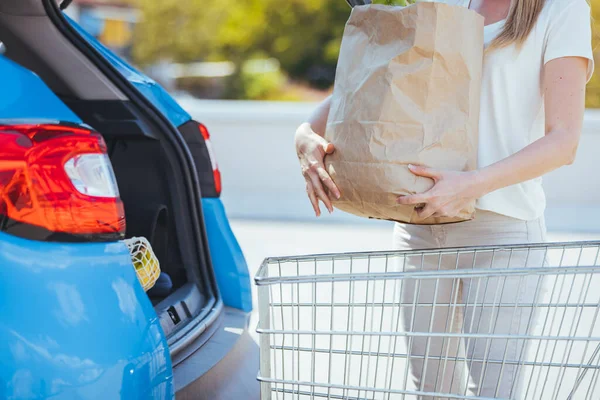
[{"xmin": 0, "ymin": 0, "xmax": 257, "ymax": 398}]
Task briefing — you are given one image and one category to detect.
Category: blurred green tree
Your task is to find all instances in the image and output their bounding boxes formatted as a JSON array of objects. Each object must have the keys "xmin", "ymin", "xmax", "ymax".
[
  {"xmin": 256, "ymin": 0, "xmax": 349, "ymax": 88},
  {"xmin": 133, "ymin": 0, "xmax": 350, "ymax": 88},
  {"xmin": 585, "ymin": 0, "xmax": 600, "ymax": 107}
]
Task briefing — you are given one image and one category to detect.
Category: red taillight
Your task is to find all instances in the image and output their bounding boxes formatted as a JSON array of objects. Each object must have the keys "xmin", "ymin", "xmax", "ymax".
[
  {"xmin": 198, "ymin": 123, "xmax": 222, "ymax": 195},
  {"xmin": 0, "ymin": 124, "xmax": 125, "ymax": 239}
]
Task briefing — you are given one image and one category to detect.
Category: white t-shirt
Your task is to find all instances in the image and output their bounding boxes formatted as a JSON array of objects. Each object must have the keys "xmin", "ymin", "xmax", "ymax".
[{"xmin": 442, "ymin": 0, "xmax": 594, "ymax": 221}]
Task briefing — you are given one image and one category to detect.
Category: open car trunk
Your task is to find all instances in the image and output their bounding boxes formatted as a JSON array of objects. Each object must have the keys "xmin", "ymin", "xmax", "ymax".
[
  {"xmin": 0, "ymin": 0, "xmax": 221, "ymax": 352},
  {"xmin": 65, "ymin": 100, "xmax": 214, "ymax": 341}
]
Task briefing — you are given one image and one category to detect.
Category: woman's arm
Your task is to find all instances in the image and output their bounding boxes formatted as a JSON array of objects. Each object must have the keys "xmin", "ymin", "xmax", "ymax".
[
  {"xmin": 301, "ymin": 95, "xmax": 332, "ymax": 136},
  {"xmin": 397, "ymin": 56, "xmax": 589, "ymax": 219},
  {"xmin": 295, "ymin": 95, "xmax": 340, "ymax": 216},
  {"xmin": 476, "ymin": 56, "xmax": 587, "ymax": 193}
]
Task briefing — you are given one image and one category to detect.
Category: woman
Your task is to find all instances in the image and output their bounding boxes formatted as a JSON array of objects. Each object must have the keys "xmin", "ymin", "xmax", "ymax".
[{"xmin": 295, "ymin": 0, "xmax": 594, "ymax": 397}]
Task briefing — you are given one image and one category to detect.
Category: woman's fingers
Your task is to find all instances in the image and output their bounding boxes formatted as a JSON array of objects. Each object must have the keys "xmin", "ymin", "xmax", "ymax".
[
  {"xmin": 313, "ymin": 135, "xmax": 336, "ymax": 155},
  {"xmin": 322, "ymin": 142, "xmax": 335, "ymax": 154},
  {"xmin": 408, "ymin": 164, "xmax": 441, "ymax": 181},
  {"xmin": 308, "ymin": 172, "xmax": 333, "ymax": 213},
  {"xmin": 397, "ymin": 193, "xmax": 429, "ymax": 205},
  {"xmin": 416, "ymin": 204, "xmax": 436, "ymax": 220},
  {"xmin": 305, "ymin": 179, "xmax": 321, "ymax": 217},
  {"xmin": 302, "ymin": 166, "xmax": 334, "ymax": 215},
  {"xmin": 317, "ymin": 167, "xmax": 341, "ymax": 199}
]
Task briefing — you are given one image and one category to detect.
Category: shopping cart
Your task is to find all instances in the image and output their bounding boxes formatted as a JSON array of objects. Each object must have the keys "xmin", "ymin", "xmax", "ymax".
[{"xmin": 255, "ymin": 242, "xmax": 600, "ymax": 400}]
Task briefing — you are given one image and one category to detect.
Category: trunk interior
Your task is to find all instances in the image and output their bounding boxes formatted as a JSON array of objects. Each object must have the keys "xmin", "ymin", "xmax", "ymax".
[
  {"xmin": 109, "ymin": 133, "xmax": 205, "ymax": 335},
  {"xmin": 0, "ymin": 6, "xmax": 217, "ymax": 345}
]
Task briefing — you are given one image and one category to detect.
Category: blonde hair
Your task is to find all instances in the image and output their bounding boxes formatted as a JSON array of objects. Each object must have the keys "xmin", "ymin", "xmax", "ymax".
[{"xmin": 488, "ymin": 0, "xmax": 546, "ymax": 50}]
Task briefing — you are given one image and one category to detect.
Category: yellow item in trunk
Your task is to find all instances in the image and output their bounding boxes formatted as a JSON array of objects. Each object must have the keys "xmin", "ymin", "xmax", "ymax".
[{"xmin": 124, "ymin": 237, "xmax": 161, "ymax": 291}]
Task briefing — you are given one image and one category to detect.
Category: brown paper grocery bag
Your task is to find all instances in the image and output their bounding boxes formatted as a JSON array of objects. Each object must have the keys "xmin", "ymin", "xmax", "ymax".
[{"xmin": 325, "ymin": 2, "xmax": 484, "ymax": 224}]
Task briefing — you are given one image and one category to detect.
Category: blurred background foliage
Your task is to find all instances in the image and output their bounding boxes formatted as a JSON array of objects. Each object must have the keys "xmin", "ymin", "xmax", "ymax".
[
  {"xmin": 586, "ymin": 0, "xmax": 600, "ymax": 108},
  {"xmin": 132, "ymin": 0, "xmax": 350, "ymax": 99},
  {"xmin": 74, "ymin": 0, "xmax": 599, "ymax": 103}
]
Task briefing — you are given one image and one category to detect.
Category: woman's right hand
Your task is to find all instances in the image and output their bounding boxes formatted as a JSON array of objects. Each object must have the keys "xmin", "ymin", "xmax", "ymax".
[{"xmin": 295, "ymin": 122, "xmax": 341, "ymax": 217}]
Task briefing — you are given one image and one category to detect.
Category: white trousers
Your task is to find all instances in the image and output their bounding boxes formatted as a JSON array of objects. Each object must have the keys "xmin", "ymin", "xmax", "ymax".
[{"xmin": 393, "ymin": 210, "xmax": 547, "ymax": 399}]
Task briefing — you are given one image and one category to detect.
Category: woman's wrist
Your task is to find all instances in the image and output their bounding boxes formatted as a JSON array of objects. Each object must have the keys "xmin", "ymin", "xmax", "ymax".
[
  {"xmin": 295, "ymin": 123, "xmax": 312, "ymax": 146},
  {"xmin": 468, "ymin": 168, "xmax": 495, "ymax": 199},
  {"xmin": 295, "ymin": 122, "xmax": 310, "ymax": 136}
]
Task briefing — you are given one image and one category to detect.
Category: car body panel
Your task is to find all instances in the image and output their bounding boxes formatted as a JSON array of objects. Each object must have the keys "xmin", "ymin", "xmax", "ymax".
[
  {"xmin": 201, "ymin": 198, "xmax": 252, "ymax": 313},
  {"xmin": 0, "ymin": 55, "xmax": 82, "ymax": 123},
  {"xmin": 174, "ymin": 307, "xmax": 259, "ymax": 399},
  {"xmin": 0, "ymin": 232, "xmax": 173, "ymax": 399}
]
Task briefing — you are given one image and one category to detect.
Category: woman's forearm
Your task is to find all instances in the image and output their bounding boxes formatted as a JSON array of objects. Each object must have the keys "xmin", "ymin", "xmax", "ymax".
[
  {"xmin": 475, "ymin": 56, "xmax": 587, "ymax": 198},
  {"xmin": 304, "ymin": 95, "xmax": 332, "ymax": 136},
  {"xmin": 475, "ymin": 128, "xmax": 579, "ymax": 197}
]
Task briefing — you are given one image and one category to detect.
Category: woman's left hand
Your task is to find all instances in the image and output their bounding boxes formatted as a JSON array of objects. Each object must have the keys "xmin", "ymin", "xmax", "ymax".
[{"xmin": 396, "ymin": 164, "xmax": 485, "ymax": 219}]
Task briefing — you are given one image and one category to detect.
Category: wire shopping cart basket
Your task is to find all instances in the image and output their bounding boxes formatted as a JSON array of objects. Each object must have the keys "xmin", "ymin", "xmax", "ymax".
[{"xmin": 255, "ymin": 241, "xmax": 600, "ymax": 400}]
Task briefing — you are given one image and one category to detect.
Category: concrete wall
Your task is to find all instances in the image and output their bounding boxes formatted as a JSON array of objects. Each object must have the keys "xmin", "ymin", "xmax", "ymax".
[{"xmin": 177, "ymin": 96, "xmax": 600, "ymax": 232}]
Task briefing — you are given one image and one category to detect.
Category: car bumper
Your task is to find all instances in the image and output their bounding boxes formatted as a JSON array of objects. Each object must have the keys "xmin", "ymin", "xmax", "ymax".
[
  {"xmin": 174, "ymin": 307, "xmax": 259, "ymax": 400},
  {"xmin": 0, "ymin": 233, "xmax": 173, "ymax": 399}
]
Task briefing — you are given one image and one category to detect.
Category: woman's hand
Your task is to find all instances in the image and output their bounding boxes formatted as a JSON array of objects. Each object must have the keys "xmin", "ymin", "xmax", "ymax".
[
  {"xmin": 295, "ymin": 122, "xmax": 341, "ymax": 217},
  {"xmin": 396, "ymin": 164, "xmax": 485, "ymax": 219}
]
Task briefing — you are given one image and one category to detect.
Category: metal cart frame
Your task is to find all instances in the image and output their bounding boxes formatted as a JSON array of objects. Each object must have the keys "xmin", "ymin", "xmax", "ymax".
[{"xmin": 256, "ymin": 241, "xmax": 600, "ymax": 400}]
